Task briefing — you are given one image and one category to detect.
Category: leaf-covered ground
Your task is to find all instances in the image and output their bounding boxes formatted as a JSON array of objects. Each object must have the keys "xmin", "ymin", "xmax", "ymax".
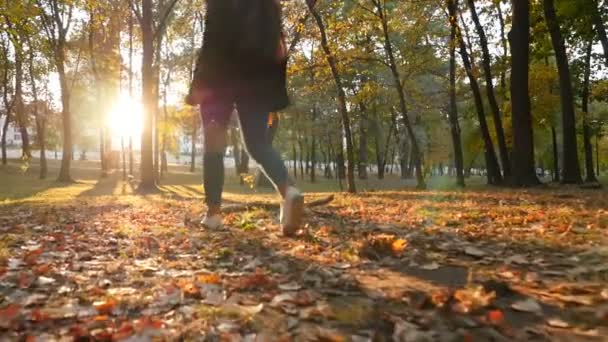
[{"xmin": 1, "ymin": 167, "xmax": 608, "ymax": 341}]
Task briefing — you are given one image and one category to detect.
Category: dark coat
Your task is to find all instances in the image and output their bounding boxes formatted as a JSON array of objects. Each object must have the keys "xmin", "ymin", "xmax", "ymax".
[{"xmin": 187, "ymin": 0, "xmax": 289, "ymax": 113}]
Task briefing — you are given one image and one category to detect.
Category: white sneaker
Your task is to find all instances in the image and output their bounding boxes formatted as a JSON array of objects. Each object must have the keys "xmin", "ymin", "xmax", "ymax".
[
  {"xmin": 201, "ymin": 214, "xmax": 223, "ymax": 229},
  {"xmin": 280, "ymin": 187, "xmax": 304, "ymax": 236}
]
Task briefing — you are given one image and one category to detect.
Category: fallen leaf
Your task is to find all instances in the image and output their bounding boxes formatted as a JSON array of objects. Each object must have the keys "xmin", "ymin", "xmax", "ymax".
[
  {"xmin": 546, "ymin": 318, "xmax": 570, "ymax": 328},
  {"xmin": 197, "ymin": 274, "xmax": 221, "ymax": 285},
  {"xmin": 487, "ymin": 310, "xmax": 505, "ymax": 325},
  {"xmin": 420, "ymin": 262, "xmax": 440, "ymax": 270},
  {"xmin": 464, "ymin": 246, "xmax": 486, "ymax": 258},
  {"xmin": 24, "ymin": 248, "xmax": 43, "ymax": 265},
  {"xmin": 391, "ymin": 239, "xmax": 408, "ymax": 254},
  {"xmin": 279, "ymin": 281, "xmax": 302, "ymax": 291},
  {"xmin": 94, "ymin": 298, "xmax": 117, "ymax": 315},
  {"xmin": 37, "ymin": 276, "xmax": 56, "ymax": 286},
  {"xmin": 505, "ymin": 254, "xmax": 528, "ymax": 265},
  {"xmin": 511, "ymin": 298, "xmax": 542, "ymax": 314},
  {"xmin": 0, "ymin": 304, "xmax": 21, "ymax": 322}
]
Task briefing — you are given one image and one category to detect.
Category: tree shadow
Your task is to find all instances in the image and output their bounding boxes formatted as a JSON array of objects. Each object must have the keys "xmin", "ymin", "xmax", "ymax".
[{"xmin": 77, "ymin": 172, "xmax": 121, "ymax": 198}]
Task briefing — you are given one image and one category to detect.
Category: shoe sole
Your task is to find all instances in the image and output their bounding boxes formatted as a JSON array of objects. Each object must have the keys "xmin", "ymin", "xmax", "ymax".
[{"xmin": 282, "ymin": 194, "xmax": 304, "ymax": 236}]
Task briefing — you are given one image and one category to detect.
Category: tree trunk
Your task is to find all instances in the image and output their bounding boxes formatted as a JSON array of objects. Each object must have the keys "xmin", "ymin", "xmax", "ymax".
[
  {"xmin": 543, "ymin": 0, "xmax": 582, "ymax": 184},
  {"xmin": 509, "ymin": 0, "xmax": 540, "ymax": 186},
  {"xmin": 14, "ymin": 51, "xmax": 31, "ymax": 159},
  {"xmin": 448, "ymin": 10, "xmax": 465, "ymax": 187},
  {"xmin": 56, "ymin": 40, "xmax": 73, "ymax": 182},
  {"xmin": 448, "ymin": 0, "xmax": 502, "ymax": 185},
  {"xmin": 129, "ymin": 8, "xmax": 134, "ymax": 176},
  {"xmin": 139, "ymin": 0, "xmax": 156, "ymax": 190},
  {"xmin": 161, "ymin": 71, "xmax": 170, "ymax": 176},
  {"xmin": 311, "ymin": 107, "xmax": 317, "ymax": 183},
  {"xmin": 467, "ymin": 0, "xmax": 510, "ymax": 179},
  {"xmin": 292, "ymin": 142, "xmax": 298, "ymax": 180},
  {"xmin": 1, "ymin": 113, "xmax": 9, "ymax": 165},
  {"xmin": 374, "ymin": 0, "xmax": 425, "ymax": 189},
  {"xmin": 358, "ymin": 113, "xmax": 368, "ymax": 180},
  {"xmin": 595, "ymin": 133, "xmax": 600, "ymax": 176},
  {"xmin": 582, "ymin": 41, "xmax": 597, "ymax": 183},
  {"xmin": 552, "ymin": 126, "xmax": 560, "ymax": 182},
  {"xmin": 28, "ymin": 46, "xmax": 47, "ymax": 179},
  {"xmin": 496, "ymin": 0, "xmax": 508, "ymax": 94},
  {"xmin": 308, "ymin": 1, "xmax": 356, "ymax": 193},
  {"xmin": 190, "ymin": 114, "xmax": 197, "ymax": 173},
  {"xmin": 591, "ymin": 0, "xmax": 608, "ymax": 66}
]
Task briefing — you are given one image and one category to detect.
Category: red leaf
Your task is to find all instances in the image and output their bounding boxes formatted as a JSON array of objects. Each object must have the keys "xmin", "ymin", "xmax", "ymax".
[
  {"xmin": 487, "ymin": 310, "xmax": 505, "ymax": 325},
  {"xmin": 0, "ymin": 304, "xmax": 21, "ymax": 321},
  {"xmin": 24, "ymin": 248, "xmax": 43, "ymax": 266}
]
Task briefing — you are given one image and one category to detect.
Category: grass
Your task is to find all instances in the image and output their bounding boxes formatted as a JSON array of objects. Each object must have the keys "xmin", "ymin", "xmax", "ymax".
[{"xmin": 1, "ymin": 157, "xmax": 606, "ymax": 206}]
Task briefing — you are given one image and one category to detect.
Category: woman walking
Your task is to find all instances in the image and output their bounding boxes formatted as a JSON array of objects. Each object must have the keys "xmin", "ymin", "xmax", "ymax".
[{"xmin": 186, "ymin": 0, "xmax": 303, "ymax": 235}]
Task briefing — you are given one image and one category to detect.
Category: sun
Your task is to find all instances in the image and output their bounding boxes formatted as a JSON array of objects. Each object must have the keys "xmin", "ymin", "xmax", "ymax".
[{"xmin": 106, "ymin": 95, "xmax": 143, "ymax": 139}]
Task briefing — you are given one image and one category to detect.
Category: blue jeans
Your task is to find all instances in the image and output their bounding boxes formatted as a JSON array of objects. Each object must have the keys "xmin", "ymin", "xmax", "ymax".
[{"xmin": 201, "ymin": 102, "xmax": 288, "ymax": 207}]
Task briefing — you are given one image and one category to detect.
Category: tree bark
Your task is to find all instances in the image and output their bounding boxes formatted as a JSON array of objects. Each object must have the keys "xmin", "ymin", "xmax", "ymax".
[
  {"xmin": 552, "ymin": 126, "xmax": 560, "ymax": 182},
  {"xmin": 1, "ymin": 42, "xmax": 11, "ymax": 166},
  {"xmin": 543, "ymin": 0, "xmax": 582, "ymax": 184},
  {"xmin": 56, "ymin": 40, "xmax": 73, "ymax": 182},
  {"xmin": 1, "ymin": 113, "xmax": 9, "ymax": 165},
  {"xmin": 28, "ymin": 44, "xmax": 47, "ymax": 179},
  {"xmin": 591, "ymin": 0, "xmax": 608, "ymax": 66},
  {"xmin": 139, "ymin": 0, "xmax": 156, "ymax": 190},
  {"xmin": 448, "ymin": 0, "xmax": 502, "ymax": 185},
  {"xmin": 495, "ymin": 0, "xmax": 508, "ymax": 94},
  {"xmin": 13, "ymin": 50, "xmax": 31, "ymax": 159},
  {"xmin": 190, "ymin": 113, "xmax": 197, "ymax": 173},
  {"xmin": 448, "ymin": 11, "xmax": 465, "ymax": 187},
  {"xmin": 467, "ymin": 0, "xmax": 510, "ymax": 179},
  {"xmin": 582, "ymin": 41, "xmax": 597, "ymax": 183},
  {"xmin": 374, "ymin": 0, "xmax": 425, "ymax": 189},
  {"xmin": 358, "ymin": 109, "xmax": 368, "ymax": 180},
  {"xmin": 310, "ymin": 107, "xmax": 317, "ymax": 183},
  {"xmin": 509, "ymin": 0, "xmax": 540, "ymax": 186},
  {"xmin": 307, "ymin": 0, "xmax": 356, "ymax": 193}
]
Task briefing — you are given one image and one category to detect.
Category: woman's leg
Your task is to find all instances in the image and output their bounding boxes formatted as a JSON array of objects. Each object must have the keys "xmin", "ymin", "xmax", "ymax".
[
  {"xmin": 236, "ymin": 109, "xmax": 289, "ymax": 197},
  {"xmin": 201, "ymin": 103, "xmax": 232, "ymax": 215}
]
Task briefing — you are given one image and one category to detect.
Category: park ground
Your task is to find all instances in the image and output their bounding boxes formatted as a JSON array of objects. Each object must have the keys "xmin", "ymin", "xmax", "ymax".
[{"xmin": 1, "ymin": 159, "xmax": 607, "ymax": 341}]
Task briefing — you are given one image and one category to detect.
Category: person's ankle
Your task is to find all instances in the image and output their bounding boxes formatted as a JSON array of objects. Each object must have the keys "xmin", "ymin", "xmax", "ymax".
[{"xmin": 206, "ymin": 206, "xmax": 222, "ymax": 217}]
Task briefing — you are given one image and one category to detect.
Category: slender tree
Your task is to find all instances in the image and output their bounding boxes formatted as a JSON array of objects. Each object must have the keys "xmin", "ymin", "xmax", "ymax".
[
  {"xmin": 448, "ymin": 0, "xmax": 502, "ymax": 185},
  {"xmin": 590, "ymin": 0, "xmax": 608, "ymax": 66},
  {"xmin": 371, "ymin": 0, "xmax": 426, "ymax": 188},
  {"xmin": 307, "ymin": 0, "xmax": 356, "ymax": 193},
  {"xmin": 581, "ymin": 41, "xmax": 597, "ymax": 183},
  {"xmin": 448, "ymin": 6, "xmax": 465, "ymax": 187},
  {"xmin": 37, "ymin": 0, "xmax": 75, "ymax": 182},
  {"xmin": 543, "ymin": 0, "xmax": 582, "ymax": 184},
  {"xmin": 467, "ymin": 0, "xmax": 510, "ymax": 179}
]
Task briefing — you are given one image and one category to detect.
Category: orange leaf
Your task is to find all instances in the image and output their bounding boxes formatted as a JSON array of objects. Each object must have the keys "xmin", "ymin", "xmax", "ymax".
[
  {"xmin": 197, "ymin": 274, "xmax": 221, "ymax": 284},
  {"xmin": 94, "ymin": 298, "xmax": 117, "ymax": 315},
  {"xmin": 34, "ymin": 264, "xmax": 53, "ymax": 275},
  {"xmin": 0, "ymin": 304, "xmax": 21, "ymax": 321},
  {"xmin": 24, "ymin": 248, "xmax": 43, "ymax": 266},
  {"xmin": 391, "ymin": 239, "xmax": 408, "ymax": 253},
  {"xmin": 30, "ymin": 309, "xmax": 49, "ymax": 322},
  {"xmin": 487, "ymin": 310, "xmax": 504, "ymax": 325},
  {"xmin": 113, "ymin": 322, "xmax": 135, "ymax": 340},
  {"xmin": 0, "ymin": 266, "xmax": 7, "ymax": 277},
  {"xmin": 94, "ymin": 315, "xmax": 109, "ymax": 321},
  {"xmin": 18, "ymin": 273, "xmax": 34, "ymax": 289},
  {"xmin": 135, "ymin": 316, "xmax": 163, "ymax": 331}
]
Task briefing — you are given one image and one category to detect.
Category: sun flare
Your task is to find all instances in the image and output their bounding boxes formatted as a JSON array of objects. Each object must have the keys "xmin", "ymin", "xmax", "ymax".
[{"xmin": 106, "ymin": 95, "xmax": 144, "ymax": 139}]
